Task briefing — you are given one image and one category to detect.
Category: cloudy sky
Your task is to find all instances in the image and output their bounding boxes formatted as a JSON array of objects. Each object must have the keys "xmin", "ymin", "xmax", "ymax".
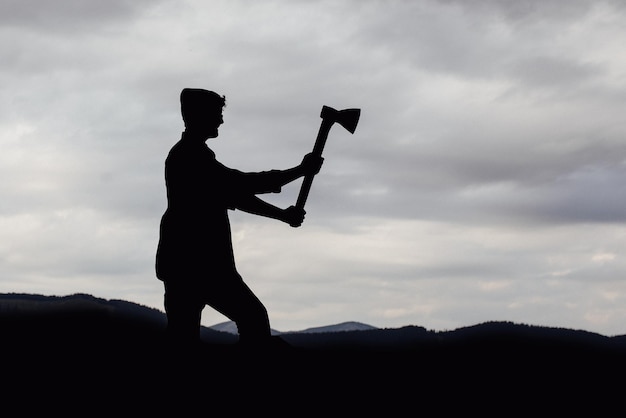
[{"xmin": 3, "ymin": 0, "xmax": 626, "ymax": 336}]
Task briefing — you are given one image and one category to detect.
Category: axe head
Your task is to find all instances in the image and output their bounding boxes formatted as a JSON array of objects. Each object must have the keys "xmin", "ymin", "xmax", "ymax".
[{"xmin": 320, "ymin": 105, "xmax": 361, "ymax": 134}]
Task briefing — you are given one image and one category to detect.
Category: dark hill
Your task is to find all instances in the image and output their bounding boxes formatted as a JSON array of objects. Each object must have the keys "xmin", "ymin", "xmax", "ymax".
[{"xmin": 1, "ymin": 293, "xmax": 625, "ymax": 415}]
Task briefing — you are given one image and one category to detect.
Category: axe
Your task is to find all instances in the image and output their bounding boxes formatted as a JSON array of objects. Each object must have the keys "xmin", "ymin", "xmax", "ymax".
[{"xmin": 295, "ymin": 105, "xmax": 361, "ymax": 211}]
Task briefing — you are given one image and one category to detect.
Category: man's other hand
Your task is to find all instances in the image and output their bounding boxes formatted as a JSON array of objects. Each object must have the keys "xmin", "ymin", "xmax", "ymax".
[{"xmin": 283, "ymin": 205, "xmax": 305, "ymax": 227}]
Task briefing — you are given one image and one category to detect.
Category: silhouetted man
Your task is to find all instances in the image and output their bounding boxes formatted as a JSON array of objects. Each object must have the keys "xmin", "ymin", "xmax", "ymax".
[{"xmin": 156, "ymin": 88, "xmax": 322, "ymax": 349}]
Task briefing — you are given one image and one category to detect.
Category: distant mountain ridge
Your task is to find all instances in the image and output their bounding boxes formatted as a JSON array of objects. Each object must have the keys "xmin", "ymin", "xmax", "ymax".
[
  {"xmin": 2, "ymin": 292, "xmax": 626, "ymax": 351},
  {"xmin": 292, "ymin": 321, "xmax": 378, "ymax": 334},
  {"xmin": 209, "ymin": 320, "xmax": 378, "ymax": 335}
]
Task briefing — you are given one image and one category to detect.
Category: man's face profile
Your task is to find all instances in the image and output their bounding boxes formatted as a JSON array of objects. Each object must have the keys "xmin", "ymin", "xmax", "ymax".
[
  {"xmin": 185, "ymin": 107, "xmax": 223, "ymax": 139},
  {"xmin": 180, "ymin": 88, "xmax": 225, "ymax": 139},
  {"xmin": 204, "ymin": 109, "xmax": 224, "ymax": 138}
]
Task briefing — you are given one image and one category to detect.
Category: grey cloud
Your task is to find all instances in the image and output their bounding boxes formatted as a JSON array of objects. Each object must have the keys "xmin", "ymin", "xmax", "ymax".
[
  {"xmin": 0, "ymin": 0, "xmax": 159, "ymax": 32},
  {"xmin": 306, "ymin": 126, "xmax": 626, "ymax": 226},
  {"xmin": 523, "ymin": 166, "xmax": 626, "ymax": 224},
  {"xmin": 441, "ymin": 0, "xmax": 597, "ymax": 23},
  {"xmin": 349, "ymin": 1, "xmax": 507, "ymax": 79},
  {"xmin": 507, "ymin": 56, "xmax": 604, "ymax": 90},
  {"xmin": 348, "ymin": 0, "xmax": 624, "ymax": 95}
]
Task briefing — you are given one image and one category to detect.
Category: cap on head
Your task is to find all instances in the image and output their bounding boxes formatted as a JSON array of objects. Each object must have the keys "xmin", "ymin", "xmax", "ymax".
[{"xmin": 180, "ymin": 88, "xmax": 226, "ymax": 128}]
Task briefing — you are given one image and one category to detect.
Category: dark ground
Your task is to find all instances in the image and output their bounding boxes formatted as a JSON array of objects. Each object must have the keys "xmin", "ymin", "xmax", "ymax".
[{"xmin": 2, "ymin": 294, "xmax": 625, "ymax": 415}]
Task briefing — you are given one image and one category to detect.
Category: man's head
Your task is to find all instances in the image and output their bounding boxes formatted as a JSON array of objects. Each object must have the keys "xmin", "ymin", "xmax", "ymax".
[{"xmin": 180, "ymin": 88, "xmax": 226, "ymax": 138}]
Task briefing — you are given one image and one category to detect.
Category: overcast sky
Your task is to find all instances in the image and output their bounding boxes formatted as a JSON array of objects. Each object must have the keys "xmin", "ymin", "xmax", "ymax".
[{"xmin": 3, "ymin": 0, "xmax": 626, "ymax": 335}]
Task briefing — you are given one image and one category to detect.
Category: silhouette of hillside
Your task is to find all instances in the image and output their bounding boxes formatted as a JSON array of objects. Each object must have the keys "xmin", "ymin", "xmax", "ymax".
[
  {"xmin": 2, "ymin": 293, "xmax": 625, "ymax": 415},
  {"xmin": 5, "ymin": 292, "xmax": 623, "ymax": 349},
  {"xmin": 208, "ymin": 319, "xmax": 377, "ymax": 335}
]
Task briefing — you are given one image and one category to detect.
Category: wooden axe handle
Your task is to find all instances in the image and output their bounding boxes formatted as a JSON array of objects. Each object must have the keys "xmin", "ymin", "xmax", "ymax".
[{"xmin": 295, "ymin": 114, "xmax": 334, "ymax": 211}]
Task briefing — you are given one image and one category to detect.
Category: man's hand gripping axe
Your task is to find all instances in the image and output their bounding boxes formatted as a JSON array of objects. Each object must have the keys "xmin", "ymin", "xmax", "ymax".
[{"xmin": 295, "ymin": 105, "xmax": 361, "ymax": 211}]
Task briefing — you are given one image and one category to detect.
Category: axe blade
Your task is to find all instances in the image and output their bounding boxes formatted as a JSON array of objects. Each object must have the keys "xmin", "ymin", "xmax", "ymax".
[
  {"xmin": 320, "ymin": 105, "xmax": 361, "ymax": 134},
  {"xmin": 337, "ymin": 108, "xmax": 361, "ymax": 134}
]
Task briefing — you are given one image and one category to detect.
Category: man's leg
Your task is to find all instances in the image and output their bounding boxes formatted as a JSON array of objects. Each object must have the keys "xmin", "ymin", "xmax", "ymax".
[
  {"xmin": 205, "ymin": 274, "xmax": 271, "ymax": 346},
  {"xmin": 164, "ymin": 281, "xmax": 204, "ymax": 347}
]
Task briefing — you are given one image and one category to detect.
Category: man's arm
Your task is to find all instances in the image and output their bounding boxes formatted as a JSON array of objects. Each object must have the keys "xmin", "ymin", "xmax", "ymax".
[
  {"xmin": 236, "ymin": 153, "xmax": 323, "ymax": 195},
  {"xmin": 272, "ymin": 152, "xmax": 324, "ymax": 188},
  {"xmin": 235, "ymin": 195, "xmax": 305, "ymax": 227}
]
